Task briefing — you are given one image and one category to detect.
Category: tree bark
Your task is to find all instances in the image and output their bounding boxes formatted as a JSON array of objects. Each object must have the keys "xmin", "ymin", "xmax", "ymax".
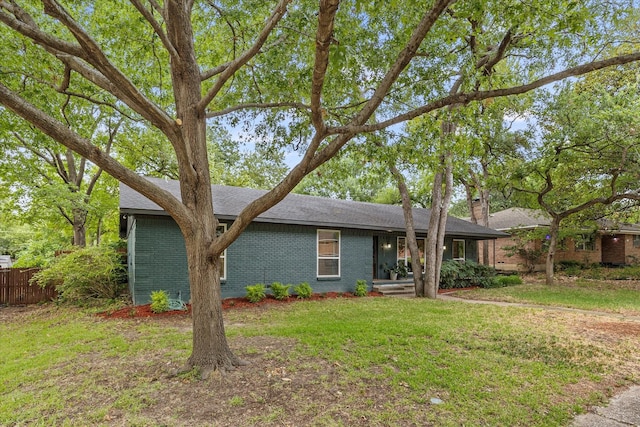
[
  {"xmin": 72, "ymin": 207, "xmax": 87, "ymax": 247},
  {"xmin": 389, "ymin": 165, "xmax": 426, "ymax": 297},
  {"xmin": 185, "ymin": 235, "xmax": 241, "ymax": 375},
  {"xmin": 545, "ymin": 216, "xmax": 560, "ymax": 285},
  {"xmin": 434, "ymin": 154, "xmax": 453, "ymax": 289},
  {"xmin": 166, "ymin": 2, "xmax": 240, "ymax": 374},
  {"xmin": 424, "ymin": 169, "xmax": 443, "ymax": 299}
]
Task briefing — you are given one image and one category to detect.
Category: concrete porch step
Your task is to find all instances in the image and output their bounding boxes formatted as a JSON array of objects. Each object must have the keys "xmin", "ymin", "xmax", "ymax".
[{"xmin": 373, "ymin": 283, "xmax": 415, "ymax": 298}]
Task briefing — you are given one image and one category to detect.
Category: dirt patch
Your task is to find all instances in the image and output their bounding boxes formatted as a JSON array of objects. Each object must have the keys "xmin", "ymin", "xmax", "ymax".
[{"xmin": 587, "ymin": 321, "xmax": 640, "ymax": 337}]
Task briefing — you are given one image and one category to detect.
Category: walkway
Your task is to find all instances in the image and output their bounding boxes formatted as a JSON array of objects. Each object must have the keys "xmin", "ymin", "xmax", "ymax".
[
  {"xmin": 438, "ymin": 293, "xmax": 640, "ymax": 426},
  {"xmin": 438, "ymin": 293, "xmax": 640, "ymax": 323}
]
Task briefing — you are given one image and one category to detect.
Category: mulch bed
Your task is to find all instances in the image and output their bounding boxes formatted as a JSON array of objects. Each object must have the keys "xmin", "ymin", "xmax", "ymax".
[{"xmin": 98, "ymin": 291, "xmax": 384, "ymax": 319}]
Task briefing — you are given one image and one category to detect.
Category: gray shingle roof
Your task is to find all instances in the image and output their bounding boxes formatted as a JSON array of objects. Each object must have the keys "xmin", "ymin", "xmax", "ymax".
[
  {"xmin": 487, "ymin": 208, "xmax": 551, "ymax": 230},
  {"xmin": 120, "ymin": 177, "xmax": 507, "ymax": 239},
  {"xmin": 485, "ymin": 208, "xmax": 640, "ymax": 236}
]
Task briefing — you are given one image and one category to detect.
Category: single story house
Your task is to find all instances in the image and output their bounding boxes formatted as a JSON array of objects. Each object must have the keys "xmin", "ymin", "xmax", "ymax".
[
  {"xmin": 120, "ymin": 177, "xmax": 508, "ymax": 304},
  {"xmin": 477, "ymin": 207, "xmax": 640, "ymax": 272}
]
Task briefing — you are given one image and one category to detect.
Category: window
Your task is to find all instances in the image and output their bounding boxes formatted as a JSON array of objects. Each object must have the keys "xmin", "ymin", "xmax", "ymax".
[
  {"xmin": 318, "ymin": 230, "xmax": 340, "ymax": 277},
  {"xmin": 634, "ymin": 235, "xmax": 640, "ymax": 248},
  {"xmin": 397, "ymin": 237, "xmax": 426, "ymax": 272},
  {"xmin": 217, "ymin": 224, "xmax": 227, "ymax": 280},
  {"xmin": 575, "ymin": 234, "xmax": 595, "ymax": 251},
  {"xmin": 452, "ymin": 239, "xmax": 465, "ymax": 261}
]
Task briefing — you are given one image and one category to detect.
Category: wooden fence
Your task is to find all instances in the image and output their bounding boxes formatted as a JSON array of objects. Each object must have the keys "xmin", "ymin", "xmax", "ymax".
[{"xmin": 0, "ymin": 268, "xmax": 56, "ymax": 305}]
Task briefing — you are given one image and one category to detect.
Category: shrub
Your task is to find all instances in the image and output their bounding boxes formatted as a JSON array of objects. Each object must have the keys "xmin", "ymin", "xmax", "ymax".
[
  {"xmin": 245, "ymin": 283, "xmax": 266, "ymax": 303},
  {"xmin": 439, "ymin": 260, "xmax": 497, "ymax": 289},
  {"xmin": 150, "ymin": 290, "xmax": 170, "ymax": 313},
  {"xmin": 270, "ymin": 282, "xmax": 291, "ymax": 300},
  {"xmin": 31, "ymin": 245, "xmax": 126, "ymax": 304},
  {"xmin": 487, "ymin": 275, "xmax": 523, "ymax": 288},
  {"xmin": 293, "ymin": 282, "xmax": 313, "ymax": 299},
  {"xmin": 558, "ymin": 260, "xmax": 584, "ymax": 270},
  {"xmin": 354, "ymin": 279, "xmax": 368, "ymax": 296}
]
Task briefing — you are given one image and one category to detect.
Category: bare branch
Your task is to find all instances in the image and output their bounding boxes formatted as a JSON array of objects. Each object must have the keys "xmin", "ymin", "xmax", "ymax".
[{"xmin": 198, "ymin": 0, "xmax": 291, "ymax": 111}]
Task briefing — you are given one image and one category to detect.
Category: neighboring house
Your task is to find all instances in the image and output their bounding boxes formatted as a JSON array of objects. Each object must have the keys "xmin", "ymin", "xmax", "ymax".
[
  {"xmin": 120, "ymin": 178, "xmax": 507, "ymax": 304},
  {"xmin": 0, "ymin": 255, "xmax": 12, "ymax": 269},
  {"xmin": 474, "ymin": 206, "xmax": 640, "ymax": 272}
]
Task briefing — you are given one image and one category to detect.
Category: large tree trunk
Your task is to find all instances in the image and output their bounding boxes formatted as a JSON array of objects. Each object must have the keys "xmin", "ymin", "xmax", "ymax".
[
  {"xmin": 185, "ymin": 235, "xmax": 241, "ymax": 375},
  {"xmin": 72, "ymin": 207, "xmax": 87, "ymax": 247},
  {"xmin": 424, "ymin": 169, "xmax": 443, "ymax": 299},
  {"xmin": 479, "ymin": 188, "xmax": 490, "ymax": 265},
  {"xmin": 545, "ymin": 217, "xmax": 560, "ymax": 285},
  {"xmin": 163, "ymin": 2, "xmax": 241, "ymax": 374},
  {"xmin": 434, "ymin": 155, "xmax": 453, "ymax": 289},
  {"xmin": 390, "ymin": 165, "xmax": 426, "ymax": 296}
]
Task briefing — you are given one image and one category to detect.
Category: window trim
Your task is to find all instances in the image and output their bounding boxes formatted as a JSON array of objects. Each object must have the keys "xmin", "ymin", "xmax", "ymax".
[
  {"xmin": 575, "ymin": 233, "xmax": 595, "ymax": 251},
  {"xmin": 217, "ymin": 224, "xmax": 227, "ymax": 280},
  {"xmin": 317, "ymin": 229, "xmax": 341, "ymax": 278},
  {"xmin": 452, "ymin": 239, "xmax": 466, "ymax": 261},
  {"xmin": 397, "ymin": 236, "xmax": 426, "ymax": 272},
  {"xmin": 634, "ymin": 235, "xmax": 640, "ymax": 249}
]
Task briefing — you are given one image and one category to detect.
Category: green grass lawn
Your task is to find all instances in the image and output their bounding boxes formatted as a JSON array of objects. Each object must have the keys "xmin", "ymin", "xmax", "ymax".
[
  {"xmin": 458, "ymin": 278, "xmax": 640, "ymax": 315},
  {"xmin": 1, "ymin": 293, "xmax": 638, "ymax": 426}
]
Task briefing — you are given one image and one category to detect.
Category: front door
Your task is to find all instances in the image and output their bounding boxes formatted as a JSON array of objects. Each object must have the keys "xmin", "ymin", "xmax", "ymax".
[{"xmin": 601, "ymin": 235, "xmax": 625, "ymax": 266}]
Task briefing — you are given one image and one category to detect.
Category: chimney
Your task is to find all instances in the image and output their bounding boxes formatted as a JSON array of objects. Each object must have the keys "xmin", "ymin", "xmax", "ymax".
[{"xmin": 471, "ymin": 198, "xmax": 483, "ymax": 224}]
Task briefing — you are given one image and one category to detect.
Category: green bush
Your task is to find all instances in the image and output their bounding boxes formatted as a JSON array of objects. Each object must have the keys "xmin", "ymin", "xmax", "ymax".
[
  {"xmin": 270, "ymin": 282, "xmax": 291, "ymax": 300},
  {"xmin": 487, "ymin": 275, "xmax": 523, "ymax": 288},
  {"xmin": 31, "ymin": 245, "xmax": 126, "ymax": 304},
  {"xmin": 245, "ymin": 283, "xmax": 266, "ymax": 303},
  {"xmin": 558, "ymin": 260, "xmax": 584, "ymax": 270},
  {"xmin": 293, "ymin": 282, "xmax": 313, "ymax": 299},
  {"xmin": 439, "ymin": 261, "xmax": 497, "ymax": 289},
  {"xmin": 354, "ymin": 279, "xmax": 368, "ymax": 296},
  {"xmin": 150, "ymin": 290, "xmax": 170, "ymax": 313}
]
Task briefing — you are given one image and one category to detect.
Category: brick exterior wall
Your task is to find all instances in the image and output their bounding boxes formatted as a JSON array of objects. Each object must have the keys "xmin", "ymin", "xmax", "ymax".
[
  {"xmin": 127, "ymin": 215, "xmax": 373, "ymax": 304},
  {"xmin": 624, "ymin": 235, "xmax": 640, "ymax": 264},
  {"xmin": 482, "ymin": 232, "xmax": 640, "ymax": 271}
]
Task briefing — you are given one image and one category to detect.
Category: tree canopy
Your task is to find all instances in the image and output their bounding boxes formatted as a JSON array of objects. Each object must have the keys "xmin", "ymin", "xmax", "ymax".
[{"xmin": 1, "ymin": 0, "xmax": 639, "ymax": 374}]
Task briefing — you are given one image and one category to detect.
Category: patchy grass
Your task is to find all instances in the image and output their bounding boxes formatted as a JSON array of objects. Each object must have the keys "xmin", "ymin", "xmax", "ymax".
[
  {"xmin": 456, "ymin": 278, "xmax": 640, "ymax": 316},
  {"xmin": 1, "ymin": 296, "xmax": 639, "ymax": 426}
]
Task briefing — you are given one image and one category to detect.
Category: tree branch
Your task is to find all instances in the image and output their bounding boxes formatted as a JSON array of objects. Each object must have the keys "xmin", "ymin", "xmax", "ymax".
[
  {"xmin": 1, "ymin": 1, "xmax": 177, "ymax": 136},
  {"xmin": 129, "ymin": 0, "xmax": 179, "ymax": 60},
  {"xmin": 351, "ymin": 0, "xmax": 456, "ymax": 125},
  {"xmin": 198, "ymin": 0, "xmax": 291, "ymax": 111},
  {"xmin": 329, "ymin": 51, "xmax": 640, "ymax": 135},
  {"xmin": 0, "ymin": 81, "xmax": 193, "ymax": 230},
  {"xmin": 206, "ymin": 101, "xmax": 310, "ymax": 118},
  {"xmin": 309, "ymin": 0, "xmax": 339, "ymax": 132}
]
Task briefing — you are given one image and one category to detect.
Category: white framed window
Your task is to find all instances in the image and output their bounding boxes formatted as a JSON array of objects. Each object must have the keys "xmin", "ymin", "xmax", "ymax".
[
  {"xmin": 217, "ymin": 224, "xmax": 227, "ymax": 280},
  {"xmin": 397, "ymin": 236, "xmax": 426, "ymax": 272},
  {"xmin": 317, "ymin": 229, "xmax": 340, "ymax": 277},
  {"xmin": 575, "ymin": 234, "xmax": 595, "ymax": 251},
  {"xmin": 634, "ymin": 235, "xmax": 640, "ymax": 248},
  {"xmin": 452, "ymin": 239, "xmax": 465, "ymax": 261}
]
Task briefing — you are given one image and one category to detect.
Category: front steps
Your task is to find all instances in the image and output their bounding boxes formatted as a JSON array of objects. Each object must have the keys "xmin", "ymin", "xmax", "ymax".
[{"xmin": 372, "ymin": 282, "xmax": 415, "ymax": 297}]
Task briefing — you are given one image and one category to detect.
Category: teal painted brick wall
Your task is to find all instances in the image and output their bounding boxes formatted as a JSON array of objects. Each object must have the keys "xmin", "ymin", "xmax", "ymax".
[
  {"xmin": 130, "ymin": 215, "xmax": 189, "ymax": 304},
  {"xmin": 129, "ymin": 215, "xmax": 374, "ymax": 304}
]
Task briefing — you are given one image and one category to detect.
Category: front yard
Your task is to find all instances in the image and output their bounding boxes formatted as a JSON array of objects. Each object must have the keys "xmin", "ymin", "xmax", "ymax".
[{"xmin": 1, "ymin": 278, "xmax": 639, "ymax": 426}]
